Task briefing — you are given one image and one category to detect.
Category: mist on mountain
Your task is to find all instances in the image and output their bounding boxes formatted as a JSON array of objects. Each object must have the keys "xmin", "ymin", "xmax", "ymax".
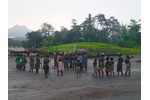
[{"xmin": 8, "ymin": 25, "xmax": 31, "ymax": 38}]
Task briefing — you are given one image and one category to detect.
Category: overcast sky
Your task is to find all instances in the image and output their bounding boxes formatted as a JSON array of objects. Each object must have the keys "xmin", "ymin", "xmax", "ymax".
[{"xmin": 8, "ymin": 0, "xmax": 141, "ymax": 31}]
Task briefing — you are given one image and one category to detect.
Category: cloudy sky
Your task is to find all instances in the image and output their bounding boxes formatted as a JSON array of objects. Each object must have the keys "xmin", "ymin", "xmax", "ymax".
[{"xmin": 8, "ymin": 0, "xmax": 141, "ymax": 31}]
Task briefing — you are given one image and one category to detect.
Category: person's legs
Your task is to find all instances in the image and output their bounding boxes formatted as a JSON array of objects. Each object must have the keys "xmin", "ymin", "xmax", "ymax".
[
  {"xmin": 117, "ymin": 71, "xmax": 119, "ymax": 76},
  {"xmin": 79, "ymin": 72, "xmax": 81, "ymax": 77},
  {"xmin": 98, "ymin": 70, "xmax": 100, "ymax": 77},
  {"xmin": 36, "ymin": 68, "xmax": 38, "ymax": 74},
  {"xmin": 125, "ymin": 70, "xmax": 127, "ymax": 76},
  {"xmin": 113, "ymin": 72, "xmax": 115, "ymax": 76},
  {"xmin": 61, "ymin": 71, "xmax": 63, "ymax": 76},
  {"xmin": 57, "ymin": 70, "xmax": 59, "ymax": 76},
  {"xmin": 121, "ymin": 71, "xmax": 123, "ymax": 76},
  {"xmin": 23, "ymin": 65, "xmax": 26, "ymax": 71},
  {"xmin": 44, "ymin": 69, "xmax": 48, "ymax": 78},
  {"xmin": 128, "ymin": 70, "xmax": 130, "ymax": 76}
]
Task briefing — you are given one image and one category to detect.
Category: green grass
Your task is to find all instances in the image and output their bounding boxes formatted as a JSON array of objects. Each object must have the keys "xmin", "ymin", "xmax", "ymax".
[{"xmin": 44, "ymin": 42, "xmax": 141, "ymax": 57}]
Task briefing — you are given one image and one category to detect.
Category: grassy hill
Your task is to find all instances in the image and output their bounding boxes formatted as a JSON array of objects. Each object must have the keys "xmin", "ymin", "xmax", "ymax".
[{"xmin": 44, "ymin": 42, "xmax": 141, "ymax": 57}]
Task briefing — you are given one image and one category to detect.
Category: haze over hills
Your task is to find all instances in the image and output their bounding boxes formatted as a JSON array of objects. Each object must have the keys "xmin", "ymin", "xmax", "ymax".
[{"xmin": 8, "ymin": 25, "xmax": 32, "ymax": 38}]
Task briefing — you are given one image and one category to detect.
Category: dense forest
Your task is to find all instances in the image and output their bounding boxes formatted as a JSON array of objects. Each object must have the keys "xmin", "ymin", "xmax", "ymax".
[{"xmin": 8, "ymin": 13, "xmax": 141, "ymax": 49}]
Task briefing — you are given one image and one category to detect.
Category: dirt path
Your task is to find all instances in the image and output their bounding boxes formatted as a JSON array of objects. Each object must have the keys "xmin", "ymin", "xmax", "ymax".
[{"xmin": 8, "ymin": 55, "xmax": 141, "ymax": 100}]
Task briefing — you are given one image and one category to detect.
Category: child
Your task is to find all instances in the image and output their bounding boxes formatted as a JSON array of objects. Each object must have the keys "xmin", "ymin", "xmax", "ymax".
[
  {"xmin": 117, "ymin": 53, "xmax": 124, "ymax": 76},
  {"xmin": 29, "ymin": 55, "xmax": 35, "ymax": 72},
  {"xmin": 93, "ymin": 59, "xmax": 98, "ymax": 77},
  {"xmin": 125, "ymin": 55, "xmax": 133, "ymax": 76},
  {"xmin": 75, "ymin": 58, "xmax": 81, "ymax": 77},
  {"xmin": 98, "ymin": 54, "xmax": 105, "ymax": 77},
  {"xmin": 110, "ymin": 56, "xmax": 115, "ymax": 76},
  {"xmin": 105, "ymin": 56, "xmax": 110, "ymax": 77}
]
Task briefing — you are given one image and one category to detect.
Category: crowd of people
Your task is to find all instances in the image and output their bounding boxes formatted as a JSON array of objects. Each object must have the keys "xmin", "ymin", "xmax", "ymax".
[{"xmin": 15, "ymin": 51, "xmax": 133, "ymax": 78}]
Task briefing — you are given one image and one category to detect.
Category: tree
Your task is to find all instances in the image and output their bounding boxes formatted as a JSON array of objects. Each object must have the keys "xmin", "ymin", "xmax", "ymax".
[
  {"xmin": 81, "ymin": 13, "xmax": 96, "ymax": 42},
  {"xmin": 38, "ymin": 22, "xmax": 54, "ymax": 37},
  {"xmin": 8, "ymin": 38, "xmax": 22, "ymax": 46},
  {"xmin": 25, "ymin": 31, "xmax": 43, "ymax": 48}
]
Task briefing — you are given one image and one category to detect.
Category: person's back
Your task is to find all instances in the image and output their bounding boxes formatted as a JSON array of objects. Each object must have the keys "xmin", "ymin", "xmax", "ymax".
[
  {"xmin": 15, "ymin": 56, "xmax": 20, "ymax": 62},
  {"xmin": 44, "ymin": 58, "xmax": 49, "ymax": 66},
  {"xmin": 118, "ymin": 56, "xmax": 124, "ymax": 66}
]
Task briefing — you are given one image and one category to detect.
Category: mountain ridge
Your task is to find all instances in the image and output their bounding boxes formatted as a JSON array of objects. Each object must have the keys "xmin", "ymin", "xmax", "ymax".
[{"xmin": 8, "ymin": 25, "xmax": 32, "ymax": 38}]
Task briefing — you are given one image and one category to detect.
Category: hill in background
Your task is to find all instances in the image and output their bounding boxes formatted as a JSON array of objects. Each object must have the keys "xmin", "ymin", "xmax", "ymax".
[
  {"xmin": 8, "ymin": 25, "xmax": 32, "ymax": 38},
  {"xmin": 44, "ymin": 42, "xmax": 141, "ymax": 57}
]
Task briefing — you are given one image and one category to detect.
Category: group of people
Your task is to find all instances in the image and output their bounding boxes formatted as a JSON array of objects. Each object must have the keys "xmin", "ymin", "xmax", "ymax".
[
  {"xmin": 15, "ymin": 52, "xmax": 133, "ymax": 78},
  {"xmin": 92, "ymin": 53, "xmax": 133, "ymax": 77},
  {"xmin": 15, "ymin": 51, "xmax": 88, "ymax": 78}
]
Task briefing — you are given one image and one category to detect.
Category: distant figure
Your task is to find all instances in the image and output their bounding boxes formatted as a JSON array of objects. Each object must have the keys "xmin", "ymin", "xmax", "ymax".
[
  {"xmin": 15, "ymin": 54, "xmax": 20, "ymax": 70},
  {"xmin": 117, "ymin": 53, "xmax": 124, "ymax": 76},
  {"xmin": 43, "ymin": 55, "xmax": 50, "ymax": 78},
  {"xmin": 35, "ymin": 54, "xmax": 41, "ymax": 74},
  {"xmin": 83, "ymin": 52, "xmax": 88, "ymax": 71},
  {"xmin": 19, "ymin": 54, "xmax": 23, "ymax": 70},
  {"xmin": 29, "ymin": 55, "xmax": 35, "ymax": 72},
  {"xmin": 110, "ymin": 57, "xmax": 115, "ymax": 76},
  {"xmin": 64, "ymin": 53, "xmax": 69, "ymax": 71},
  {"xmin": 125, "ymin": 55, "xmax": 133, "ymax": 76},
  {"xmin": 105, "ymin": 56, "xmax": 110, "ymax": 77},
  {"xmin": 22, "ymin": 55, "xmax": 27, "ymax": 71},
  {"xmin": 98, "ymin": 54, "xmax": 105, "ymax": 77},
  {"xmin": 78, "ymin": 53, "xmax": 84, "ymax": 71},
  {"xmin": 75, "ymin": 58, "xmax": 81, "ymax": 77},
  {"xmin": 53, "ymin": 52, "xmax": 58, "ymax": 69},
  {"xmin": 93, "ymin": 59, "xmax": 98, "ymax": 77},
  {"xmin": 57, "ymin": 53, "xmax": 64, "ymax": 76}
]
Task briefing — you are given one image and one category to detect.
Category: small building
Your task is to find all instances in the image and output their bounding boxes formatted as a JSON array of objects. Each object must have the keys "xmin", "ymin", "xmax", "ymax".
[{"xmin": 8, "ymin": 46, "xmax": 29, "ymax": 56}]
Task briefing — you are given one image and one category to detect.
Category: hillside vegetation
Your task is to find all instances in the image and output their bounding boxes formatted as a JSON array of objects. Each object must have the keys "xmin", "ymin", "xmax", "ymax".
[{"xmin": 44, "ymin": 42, "xmax": 141, "ymax": 57}]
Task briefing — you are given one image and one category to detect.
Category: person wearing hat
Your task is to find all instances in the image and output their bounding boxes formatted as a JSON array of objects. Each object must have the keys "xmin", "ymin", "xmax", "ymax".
[{"xmin": 117, "ymin": 53, "xmax": 124, "ymax": 76}]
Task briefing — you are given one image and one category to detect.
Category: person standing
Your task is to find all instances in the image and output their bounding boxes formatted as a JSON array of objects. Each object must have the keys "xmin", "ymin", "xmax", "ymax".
[
  {"xmin": 93, "ymin": 59, "xmax": 98, "ymax": 77},
  {"xmin": 22, "ymin": 55, "xmax": 27, "ymax": 71},
  {"xmin": 75, "ymin": 58, "xmax": 81, "ymax": 77},
  {"xmin": 83, "ymin": 52, "xmax": 88, "ymax": 71},
  {"xmin": 110, "ymin": 56, "xmax": 115, "ymax": 76},
  {"xmin": 57, "ymin": 53, "xmax": 64, "ymax": 76},
  {"xmin": 29, "ymin": 55, "xmax": 35, "ymax": 72},
  {"xmin": 15, "ymin": 54, "xmax": 20, "ymax": 70},
  {"xmin": 35, "ymin": 54, "xmax": 41, "ymax": 74},
  {"xmin": 105, "ymin": 56, "xmax": 111, "ymax": 77},
  {"xmin": 98, "ymin": 53, "xmax": 105, "ymax": 77},
  {"xmin": 125, "ymin": 55, "xmax": 133, "ymax": 76},
  {"xmin": 78, "ymin": 53, "xmax": 84, "ymax": 71},
  {"xmin": 64, "ymin": 53, "xmax": 69, "ymax": 71},
  {"xmin": 43, "ymin": 55, "xmax": 50, "ymax": 78},
  {"xmin": 117, "ymin": 53, "xmax": 124, "ymax": 76}
]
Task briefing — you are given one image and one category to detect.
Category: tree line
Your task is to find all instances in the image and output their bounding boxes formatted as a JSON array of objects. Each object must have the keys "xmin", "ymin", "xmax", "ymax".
[{"xmin": 9, "ymin": 13, "xmax": 141, "ymax": 49}]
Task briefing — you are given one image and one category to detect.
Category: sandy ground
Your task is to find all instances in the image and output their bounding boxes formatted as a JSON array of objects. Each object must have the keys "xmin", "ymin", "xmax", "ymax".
[{"xmin": 8, "ymin": 55, "xmax": 141, "ymax": 100}]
